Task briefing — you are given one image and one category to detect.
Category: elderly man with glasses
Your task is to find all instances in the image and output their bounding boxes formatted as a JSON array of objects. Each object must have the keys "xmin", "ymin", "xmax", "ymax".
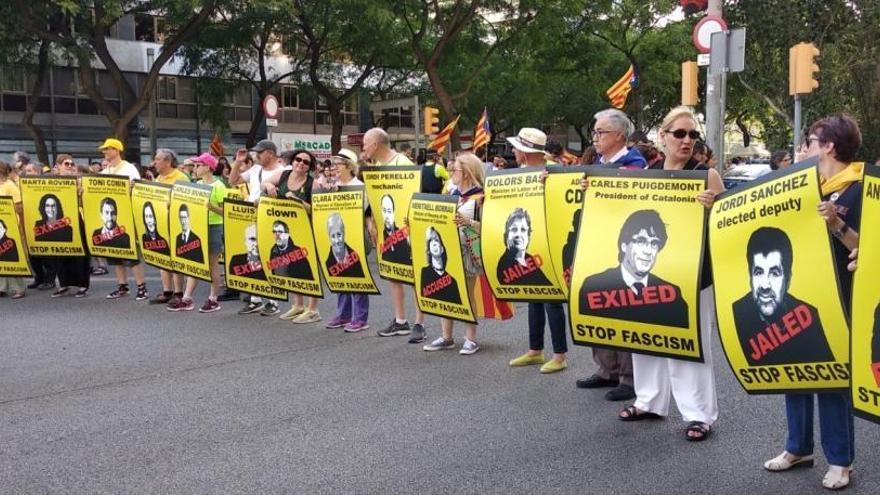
[{"xmin": 590, "ymin": 109, "xmax": 647, "ymax": 169}]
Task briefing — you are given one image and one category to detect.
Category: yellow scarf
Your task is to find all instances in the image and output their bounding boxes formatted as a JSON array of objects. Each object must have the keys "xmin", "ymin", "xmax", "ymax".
[{"xmin": 820, "ymin": 162, "xmax": 863, "ymax": 196}]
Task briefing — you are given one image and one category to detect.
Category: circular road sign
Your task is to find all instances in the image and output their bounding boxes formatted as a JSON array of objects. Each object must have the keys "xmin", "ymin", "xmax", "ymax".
[
  {"xmin": 262, "ymin": 95, "xmax": 280, "ymax": 118},
  {"xmin": 692, "ymin": 15, "xmax": 727, "ymax": 54}
]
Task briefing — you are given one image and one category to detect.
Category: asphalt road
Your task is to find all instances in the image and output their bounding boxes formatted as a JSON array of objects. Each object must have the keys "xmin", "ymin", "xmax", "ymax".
[{"xmin": 2, "ymin": 264, "xmax": 879, "ymax": 494}]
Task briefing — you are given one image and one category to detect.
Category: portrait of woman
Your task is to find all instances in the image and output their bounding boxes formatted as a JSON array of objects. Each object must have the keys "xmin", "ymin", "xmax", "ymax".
[
  {"xmin": 496, "ymin": 208, "xmax": 551, "ymax": 286},
  {"xmin": 141, "ymin": 201, "xmax": 170, "ymax": 256},
  {"xmin": 0, "ymin": 218, "xmax": 20, "ymax": 262},
  {"xmin": 420, "ymin": 226, "xmax": 461, "ymax": 304},
  {"xmin": 34, "ymin": 193, "xmax": 73, "ymax": 242}
]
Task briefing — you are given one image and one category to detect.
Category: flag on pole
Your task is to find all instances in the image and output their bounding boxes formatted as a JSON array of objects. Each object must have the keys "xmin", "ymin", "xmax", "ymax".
[
  {"xmin": 606, "ymin": 64, "xmax": 637, "ymax": 109},
  {"xmin": 472, "ymin": 108, "xmax": 491, "ymax": 151},
  {"xmin": 210, "ymin": 134, "xmax": 225, "ymax": 157},
  {"xmin": 428, "ymin": 115, "xmax": 461, "ymax": 155}
]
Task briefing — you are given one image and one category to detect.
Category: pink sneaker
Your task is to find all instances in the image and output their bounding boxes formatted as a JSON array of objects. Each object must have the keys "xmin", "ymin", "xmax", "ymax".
[
  {"xmin": 344, "ymin": 321, "xmax": 369, "ymax": 333},
  {"xmin": 326, "ymin": 317, "xmax": 351, "ymax": 329}
]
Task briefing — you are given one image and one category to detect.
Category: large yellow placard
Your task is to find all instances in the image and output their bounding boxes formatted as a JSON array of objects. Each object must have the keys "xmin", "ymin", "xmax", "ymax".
[
  {"xmin": 361, "ymin": 166, "xmax": 421, "ymax": 284},
  {"xmin": 0, "ymin": 196, "xmax": 30, "ymax": 276},
  {"xmin": 544, "ymin": 166, "xmax": 588, "ymax": 296},
  {"xmin": 81, "ymin": 174, "xmax": 138, "ymax": 260},
  {"xmin": 311, "ymin": 186, "xmax": 379, "ymax": 294},
  {"xmin": 482, "ymin": 168, "xmax": 563, "ymax": 301},
  {"xmin": 409, "ymin": 193, "xmax": 476, "ymax": 324},
  {"xmin": 256, "ymin": 197, "xmax": 323, "ymax": 297},
  {"xmin": 131, "ymin": 180, "xmax": 174, "ymax": 271},
  {"xmin": 710, "ymin": 160, "xmax": 850, "ymax": 393},
  {"xmin": 20, "ymin": 176, "xmax": 85, "ymax": 257},
  {"xmin": 569, "ymin": 169, "xmax": 707, "ymax": 361},
  {"xmin": 223, "ymin": 199, "xmax": 288, "ymax": 301},
  {"xmin": 851, "ymin": 167, "xmax": 880, "ymax": 423},
  {"xmin": 169, "ymin": 182, "xmax": 212, "ymax": 281}
]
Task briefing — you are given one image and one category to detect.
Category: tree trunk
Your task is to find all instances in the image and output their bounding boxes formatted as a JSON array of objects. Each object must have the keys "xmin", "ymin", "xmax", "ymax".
[
  {"xmin": 22, "ymin": 39, "xmax": 51, "ymax": 165},
  {"xmin": 573, "ymin": 125, "xmax": 589, "ymax": 152},
  {"xmin": 327, "ymin": 103, "xmax": 344, "ymax": 154},
  {"xmin": 425, "ymin": 63, "xmax": 460, "ymax": 151}
]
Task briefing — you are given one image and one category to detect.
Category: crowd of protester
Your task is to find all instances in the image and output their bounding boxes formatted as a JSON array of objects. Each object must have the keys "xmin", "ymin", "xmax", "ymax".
[{"xmin": 1, "ymin": 105, "xmax": 873, "ymax": 490}]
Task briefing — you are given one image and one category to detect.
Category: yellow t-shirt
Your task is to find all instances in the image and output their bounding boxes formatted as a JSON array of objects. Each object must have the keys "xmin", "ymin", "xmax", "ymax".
[
  {"xmin": 0, "ymin": 179, "xmax": 21, "ymax": 203},
  {"xmin": 378, "ymin": 153, "xmax": 414, "ymax": 166},
  {"xmin": 156, "ymin": 168, "xmax": 189, "ymax": 185}
]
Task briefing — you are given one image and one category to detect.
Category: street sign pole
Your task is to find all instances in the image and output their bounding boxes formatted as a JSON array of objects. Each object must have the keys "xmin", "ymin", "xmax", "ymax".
[
  {"xmin": 793, "ymin": 95, "xmax": 802, "ymax": 153},
  {"xmin": 704, "ymin": 0, "xmax": 723, "ymax": 169}
]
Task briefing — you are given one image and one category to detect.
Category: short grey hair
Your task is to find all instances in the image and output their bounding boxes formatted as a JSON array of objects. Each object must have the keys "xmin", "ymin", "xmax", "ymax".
[
  {"xmin": 365, "ymin": 127, "xmax": 390, "ymax": 147},
  {"xmin": 12, "ymin": 151, "xmax": 30, "ymax": 165},
  {"xmin": 156, "ymin": 148, "xmax": 179, "ymax": 167},
  {"xmin": 594, "ymin": 109, "xmax": 635, "ymax": 138},
  {"xmin": 327, "ymin": 212, "xmax": 345, "ymax": 233}
]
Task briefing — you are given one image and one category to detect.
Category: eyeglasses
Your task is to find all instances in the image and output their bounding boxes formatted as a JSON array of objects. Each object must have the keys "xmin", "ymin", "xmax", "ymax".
[
  {"xmin": 806, "ymin": 136, "xmax": 823, "ymax": 146},
  {"xmin": 61, "ymin": 161, "xmax": 75, "ymax": 167},
  {"xmin": 591, "ymin": 129, "xmax": 615, "ymax": 137},
  {"xmin": 667, "ymin": 129, "xmax": 701, "ymax": 140},
  {"xmin": 630, "ymin": 235, "xmax": 661, "ymax": 250},
  {"xmin": 292, "ymin": 157, "xmax": 311, "ymax": 165},
  {"xmin": 247, "ymin": 237, "xmax": 258, "ymax": 242},
  {"xmin": 273, "ymin": 229, "xmax": 286, "ymax": 235}
]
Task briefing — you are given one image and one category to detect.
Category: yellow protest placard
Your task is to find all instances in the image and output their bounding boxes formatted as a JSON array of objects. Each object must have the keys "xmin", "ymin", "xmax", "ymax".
[
  {"xmin": 169, "ymin": 182, "xmax": 212, "ymax": 281},
  {"xmin": 851, "ymin": 167, "xmax": 880, "ymax": 423},
  {"xmin": 20, "ymin": 176, "xmax": 86, "ymax": 256},
  {"xmin": 311, "ymin": 186, "xmax": 379, "ymax": 294},
  {"xmin": 0, "ymin": 196, "xmax": 31, "ymax": 276},
  {"xmin": 409, "ymin": 193, "xmax": 476, "ymax": 324},
  {"xmin": 481, "ymin": 168, "xmax": 563, "ymax": 301},
  {"xmin": 80, "ymin": 174, "xmax": 138, "ymax": 260},
  {"xmin": 710, "ymin": 159, "xmax": 850, "ymax": 393},
  {"xmin": 256, "ymin": 197, "xmax": 323, "ymax": 297},
  {"xmin": 544, "ymin": 166, "xmax": 588, "ymax": 296},
  {"xmin": 222, "ymin": 199, "xmax": 287, "ymax": 301},
  {"xmin": 569, "ymin": 168, "xmax": 707, "ymax": 361},
  {"xmin": 361, "ymin": 166, "xmax": 421, "ymax": 284},
  {"xmin": 131, "ymin": 180, "xmax": 174, "ymax": 271}
]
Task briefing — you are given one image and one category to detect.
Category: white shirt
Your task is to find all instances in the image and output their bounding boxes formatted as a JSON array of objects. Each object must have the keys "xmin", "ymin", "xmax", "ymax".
[
  {"xmin": 241, "ymin": 165, "xmax": 290, "ymax": 202},
  {"xmin": 599, "ymin": 147, "xmax": 628, "ymax": 165},
  {"xmin": 101, "ymin": 160, "xmax": 140, "ymax": 181},
  {"xmin": 620, "ymin": 265, "xmax": 647, "ymax": 294},
  {"xmin": 338, "ymin": 177, "xmax": 368, "ymax": 211}
]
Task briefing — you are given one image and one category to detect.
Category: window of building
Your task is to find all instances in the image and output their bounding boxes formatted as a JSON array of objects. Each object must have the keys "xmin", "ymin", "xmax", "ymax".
[
  {"xmin": 135, "ymin": 14, "xmax": 159, "ymax": 42},
  {"xmin": 157, "ymin": 76, "xmax": 177, "ymax": 101},
  {"xmin": 282, "ymin": 85, "xmax": 298, "ymax": 108},
  {"xmin": 0, "ymin": 66, "xmax": 26, "ymax": 93}
]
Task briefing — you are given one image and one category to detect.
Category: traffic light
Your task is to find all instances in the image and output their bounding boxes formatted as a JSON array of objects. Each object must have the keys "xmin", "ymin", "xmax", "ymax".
[
  {"xmin": 789, "ymin": 42, "xmax": 820, "ymax": 95},
  {"xmin": 681, "ymin": 61, "xmax": 699, "ymax": 106},
  {"xmin": 423, "ymin": 106, "xmax": 440, "ymax": 135},
  {"xmin": 679, "ymin": 0, "xmax": 708, "ymax": 16}
]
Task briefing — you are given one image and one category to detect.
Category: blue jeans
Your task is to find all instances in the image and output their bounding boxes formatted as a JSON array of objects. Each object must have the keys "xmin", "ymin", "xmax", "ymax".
[
  {"xmin": 784, "ymin": 392, "xmax": 854, "ymax": 466},
  {"xmin": 336, "ymin": 293, "xmax": 369, "ymax": 323}
]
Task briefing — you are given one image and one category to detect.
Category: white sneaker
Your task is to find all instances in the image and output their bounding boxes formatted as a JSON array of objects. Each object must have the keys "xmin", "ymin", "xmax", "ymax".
[
  {"xmin": 459, "ymin": 339, "xmax": 480, "ymax": 355},
  {"xmin": 423, "ymin": 337, "xmax": 455, "ymax": 351},
  {"xmin": 279, "ymin": 305, "xmax": 304, "ymax": 320},
  {"xmin": 292, "ymin": 310, "xmax": 322, "ymax": 324}
]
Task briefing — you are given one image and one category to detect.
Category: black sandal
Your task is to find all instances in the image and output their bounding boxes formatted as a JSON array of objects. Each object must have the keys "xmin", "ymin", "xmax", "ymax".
[
  {"xmin": 618, "ymin": 405, "xmax": 662, "ymax": 422},
  {"xmin": 685, "ymin": 421, "xmax": 712, "ymax": 441}
]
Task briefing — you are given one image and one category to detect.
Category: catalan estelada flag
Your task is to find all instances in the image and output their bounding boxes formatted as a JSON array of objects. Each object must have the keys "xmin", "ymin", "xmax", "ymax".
[
  {"xmin": 472, "ymin": 108, "xmax": 491, "ymax": 151},
  {"xmin": 606, "ymin": 64, "xmax": 637, "ymax": 109},
  {"xmin": 428, "ymin": 115, "xmax": 461, "ymax": 155},
  {"xmin": 210, "ymin": 134, "xmax": 225, "ymax": 157}
]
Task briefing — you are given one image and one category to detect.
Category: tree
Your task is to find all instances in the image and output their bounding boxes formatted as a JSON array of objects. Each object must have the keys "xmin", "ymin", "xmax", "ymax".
[
  {"xmin": 7, "ymin": 0, "xmax": 217, "ymax": 160},
  {"xmin": 392, "ymin": 0, "xmax": 542, "ymax": 149},
  {"xmin": 181, "ymin": 0, "xmax": 306, "ymax": 147}
]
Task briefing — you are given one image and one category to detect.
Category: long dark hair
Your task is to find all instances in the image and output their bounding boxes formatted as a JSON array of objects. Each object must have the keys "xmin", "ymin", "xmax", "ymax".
[{"xmin": 38, "ymin": 193, "xmax": 65, "ymax": 222}]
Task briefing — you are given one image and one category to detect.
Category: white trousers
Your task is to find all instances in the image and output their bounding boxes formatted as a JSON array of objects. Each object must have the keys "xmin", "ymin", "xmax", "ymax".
[{"xmin": 632, "ymin": 287, "xmax": 719, "ymax": 425}]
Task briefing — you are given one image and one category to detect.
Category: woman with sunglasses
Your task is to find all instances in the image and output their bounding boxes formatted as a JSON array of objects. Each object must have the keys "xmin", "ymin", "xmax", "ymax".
[
  {"xmin": 263, "ymin": 149, "xmax": 322, "ymax": 324},
  {"xmin": 617, "ymin": 107, "xmax": 724, "ymax": 443},
  {"xmin": 50, "ymin": 155, "xmax": 91, "ymax": 298}
]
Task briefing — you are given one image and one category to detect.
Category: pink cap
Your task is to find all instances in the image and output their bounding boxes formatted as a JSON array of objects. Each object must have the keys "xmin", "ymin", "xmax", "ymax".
[{"xmin": 190, "ymin": 153, "xmax": 219, "ymax": 171}]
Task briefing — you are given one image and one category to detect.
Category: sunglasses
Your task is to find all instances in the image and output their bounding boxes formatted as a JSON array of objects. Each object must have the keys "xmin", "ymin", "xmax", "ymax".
[
  {"xmin": 61, "ymin": 161, "xmax": 75, "ymax": 167},
  {"xmin": 667, "ymin": 129, "xmax": 701, "ymax": 140},
  {"xmin": 292, "ymin": 157, "xmax": 311, "ymax": 165}
]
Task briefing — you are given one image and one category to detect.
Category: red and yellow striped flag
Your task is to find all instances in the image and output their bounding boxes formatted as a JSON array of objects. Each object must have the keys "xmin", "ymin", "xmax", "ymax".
[
  {"xmin": 428, "ymin": 115, "xmax": 461, "ymax": 155},
  {"xmin": 210, "ymin": 134, "xmax": 225, "ymax": 157},
  {"xmin": 606, "ymin": 64, "xmax": 637, "ymax": 109},
  {"xmin": 472, "ymin": 108, "xmax": 491, "ymax": 151}
]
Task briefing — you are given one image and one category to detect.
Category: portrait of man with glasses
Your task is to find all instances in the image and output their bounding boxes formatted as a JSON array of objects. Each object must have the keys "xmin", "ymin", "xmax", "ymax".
[{"xmin": 577, "ymin": 209, "xmax": 689, "ymax": 328}]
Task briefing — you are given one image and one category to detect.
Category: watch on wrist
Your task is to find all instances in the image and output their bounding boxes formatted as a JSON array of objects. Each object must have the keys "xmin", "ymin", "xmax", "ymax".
[{"xmin": 833, "ymin": 223, "xmax": 849, "ymax": 239}]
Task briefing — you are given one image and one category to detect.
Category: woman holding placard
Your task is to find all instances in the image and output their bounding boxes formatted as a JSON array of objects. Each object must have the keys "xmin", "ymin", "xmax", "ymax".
[
  {"xmin": 617, "ymin": 107, "xmax": 724, "ymax": 443},
  {"xmin": 764, "ymin": 114, "xmax": 862, "ymax": 490}
]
